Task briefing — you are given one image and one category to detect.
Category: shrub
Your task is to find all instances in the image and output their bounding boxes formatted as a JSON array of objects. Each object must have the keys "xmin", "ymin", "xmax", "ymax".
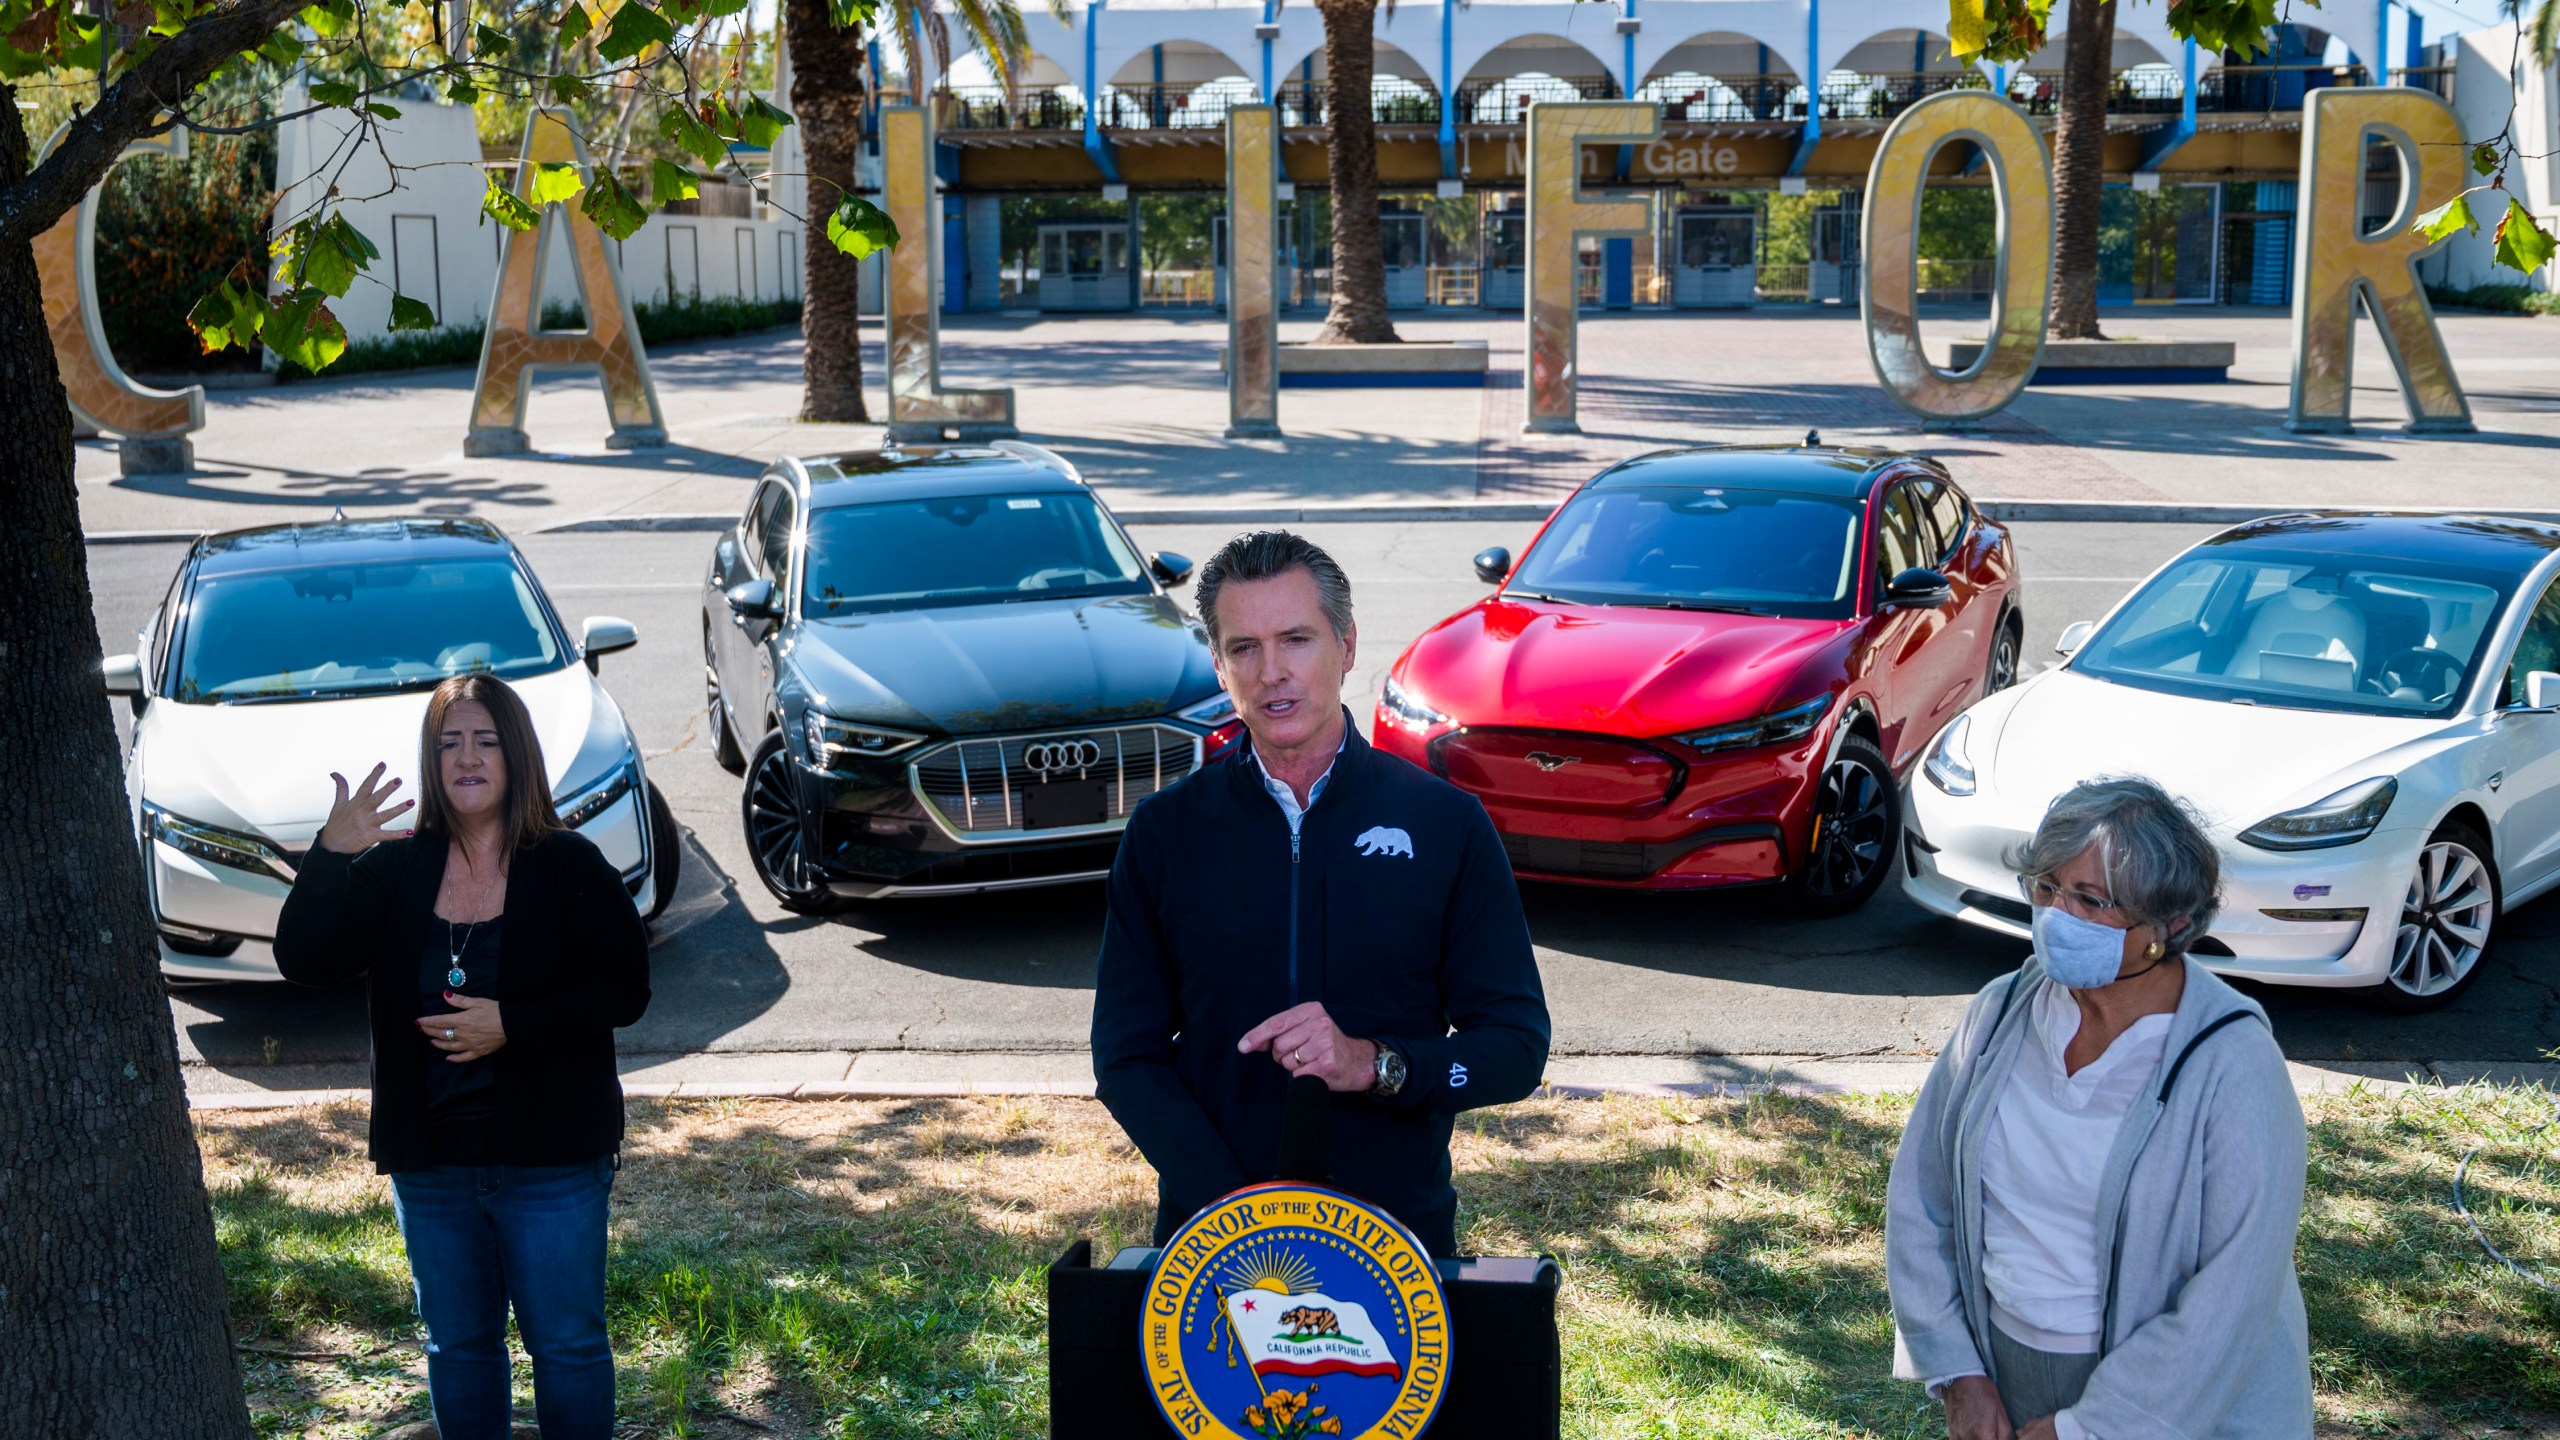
[
  {"xmin": 94, "ymin": 134, "xmax": 275, "ymax": 374},
  {"xmin": 2425, "ymin": 281, "xmax": 2560, "ymax": 315},
  {"xmin": 274, "ymin": 291, "xmax": 803, "ymax": 382}
]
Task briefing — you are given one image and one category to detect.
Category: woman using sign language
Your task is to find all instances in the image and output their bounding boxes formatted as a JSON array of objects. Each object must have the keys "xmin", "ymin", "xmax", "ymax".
[
  {"xmin": 275, "ymin": 673, "xmax": 650, "ymax": 1440},
  {"xmin": 1886, "ymin": 778, "xmax": 2311, "ymax": 1439}
]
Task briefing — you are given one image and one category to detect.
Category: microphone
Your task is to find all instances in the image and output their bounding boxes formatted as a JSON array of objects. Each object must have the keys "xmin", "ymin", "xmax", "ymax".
[{"xmin": 1276, "ymin": 1073, "xmax": 1331, "ymax": 1184}]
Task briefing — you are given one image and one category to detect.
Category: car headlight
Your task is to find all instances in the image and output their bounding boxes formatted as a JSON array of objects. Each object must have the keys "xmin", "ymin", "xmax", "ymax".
[
  {"xmin": 1176, "ymin": 690, "xmax": 1238, "ymax": 728},
  {"xmin": 1676, "ymin": 693, "xmax": 1834, "ymax": 756},
  {"xmin": 1380, "ymin": 674, "xmax": 1450, "ymax": 729},
  {"xmin": 145, "ymin": 802, "xmax": 295, "ymax": 881},
  {"xmin": 554, "ymin": 756, "xmax": 639, "ymax": 830},
  {"xmin": 2238, "ymin": 777, "xmax": 2398, "ymax": 851},
  {"xmin": 1923, "ymin": 715, "xmax": 1976, "ymax": 796},
  {"xmin": 804, "ymin": 712, "xmax": 925, "ymax": 772}
]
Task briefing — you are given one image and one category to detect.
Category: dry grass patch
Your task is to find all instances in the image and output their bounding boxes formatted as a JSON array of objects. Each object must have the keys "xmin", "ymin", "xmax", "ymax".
[{"xmin": 198, "ymin": 1086, "xmax": 2559, "ymax": 1438}]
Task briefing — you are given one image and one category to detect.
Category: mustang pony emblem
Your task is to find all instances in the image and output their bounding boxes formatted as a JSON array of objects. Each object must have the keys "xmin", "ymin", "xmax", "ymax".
[
  {"xmin": 1353, "ymin": 826, "xmax": 1414, "ymax": 858},
  {"xmin": 1526, "ymin": 750, "xmax": 1580, "ymax": 772}
]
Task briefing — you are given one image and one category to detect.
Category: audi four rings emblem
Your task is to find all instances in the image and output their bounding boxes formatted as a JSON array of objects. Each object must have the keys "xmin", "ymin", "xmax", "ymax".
[{"xmin": 1022, "ymin": 739, "xmax": 1105, "ymax": 776}]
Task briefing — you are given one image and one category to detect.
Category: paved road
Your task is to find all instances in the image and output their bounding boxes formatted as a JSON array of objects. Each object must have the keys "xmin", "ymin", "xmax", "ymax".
[{"xmin": 83, "ymin": 518, "xmax": 2560, "ymax": 1085}]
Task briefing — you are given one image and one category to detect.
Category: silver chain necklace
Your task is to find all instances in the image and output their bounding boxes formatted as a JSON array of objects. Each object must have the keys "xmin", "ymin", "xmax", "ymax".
[{"xmin": 443, "ymin": 852, "xmax": 506, "ymax": 990}]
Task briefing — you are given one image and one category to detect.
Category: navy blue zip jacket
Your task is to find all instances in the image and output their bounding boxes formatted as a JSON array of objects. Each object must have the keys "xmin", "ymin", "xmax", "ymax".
[{"xmin": 1091, "ymin": 712, "xmax": 1550, "ymax": 1255}]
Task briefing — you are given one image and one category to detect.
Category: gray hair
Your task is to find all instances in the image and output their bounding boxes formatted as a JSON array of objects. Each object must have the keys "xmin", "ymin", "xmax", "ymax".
[
  {"xmin": 1195, "ymin": 530, "xmax": 1355, "ymax": 647},
  {"xmin": 2008, "ymin": 776, "xmax": 2222, "ymax": 954}
]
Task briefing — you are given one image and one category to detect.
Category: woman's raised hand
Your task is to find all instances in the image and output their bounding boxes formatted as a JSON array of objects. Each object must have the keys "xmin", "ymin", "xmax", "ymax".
[{"xmin": 317, "ymin": 763, "xmax": 415, "ymax": 855}]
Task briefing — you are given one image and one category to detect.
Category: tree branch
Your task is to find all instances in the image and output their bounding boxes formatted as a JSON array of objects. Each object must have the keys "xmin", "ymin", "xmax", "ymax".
[{"xmin": 0, "ymin": 0, "xmax": 311, "ymax": 250}]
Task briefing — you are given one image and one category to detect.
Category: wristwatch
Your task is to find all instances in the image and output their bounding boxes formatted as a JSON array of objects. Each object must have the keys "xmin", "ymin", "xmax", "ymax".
[{"xmin": 1370, "ymin": 1041, "xmax": 1408, "ymax": 1098}]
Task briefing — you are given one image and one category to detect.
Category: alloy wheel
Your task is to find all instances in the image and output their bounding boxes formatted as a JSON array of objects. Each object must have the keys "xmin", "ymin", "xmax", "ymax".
[
  {"xmin": 2390, "ymin": 839, "xmax": 2493, "ymax": 999},
  {"xmin": 1987, "ymin": 624, "xmax": 2020, "ymax": 693},
  {"xmin": 746, "ymin": 741, "xmax": 820, "ymax": 901},
  {"xmin": 1804, "ymin": 753, "xmax": 1891, "ymax": 897}
]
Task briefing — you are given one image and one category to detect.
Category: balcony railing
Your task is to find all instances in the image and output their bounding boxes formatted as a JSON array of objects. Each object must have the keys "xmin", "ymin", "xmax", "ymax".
[{"xmin": 934, "ymin": 79, "xmax": 1442, "ymax": 133}]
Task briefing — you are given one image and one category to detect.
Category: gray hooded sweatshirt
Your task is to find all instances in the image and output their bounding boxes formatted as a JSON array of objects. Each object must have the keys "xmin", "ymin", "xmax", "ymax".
[{"xmin": 1887, "ymin": 956, "xmax": 2313, "ymax": 1438}]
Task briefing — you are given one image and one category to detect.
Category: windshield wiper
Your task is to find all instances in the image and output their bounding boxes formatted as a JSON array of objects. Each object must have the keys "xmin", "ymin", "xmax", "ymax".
[
  {"xmin": 1506, "ymin": 591, "xmax": 1574, "ymax": 605},
  {"xmin": 1638, "ymin": 599, "xmax": 1777, "ymax": 616}
]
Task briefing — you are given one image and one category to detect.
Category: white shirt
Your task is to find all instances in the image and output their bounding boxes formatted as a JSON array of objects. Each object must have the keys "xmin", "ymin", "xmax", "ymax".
[
  {"xmin": 1250, "ymin": 732, "xmax": 1344, "ymax": 833},
  {"xmin": 1934, "ymin": 984, "xmax": 2174, "ymax": 1440}
]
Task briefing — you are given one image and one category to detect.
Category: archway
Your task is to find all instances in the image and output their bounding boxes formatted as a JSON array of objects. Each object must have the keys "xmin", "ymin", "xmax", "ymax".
[{"xmin": 1640, "ymin": 32, "xmax": 1803, "ymax": 122}]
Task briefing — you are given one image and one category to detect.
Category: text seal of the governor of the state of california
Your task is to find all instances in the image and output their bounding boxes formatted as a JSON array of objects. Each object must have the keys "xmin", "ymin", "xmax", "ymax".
[{"xmin": 1144, "ymin": 1181, "xmax": 1451, "ymax": 1440}]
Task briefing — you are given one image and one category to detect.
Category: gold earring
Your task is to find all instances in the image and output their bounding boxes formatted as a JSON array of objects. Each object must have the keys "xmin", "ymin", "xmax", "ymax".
[{"xmin": 2144, "ymin": 941, "xmax": 2166, "ymax": 962}]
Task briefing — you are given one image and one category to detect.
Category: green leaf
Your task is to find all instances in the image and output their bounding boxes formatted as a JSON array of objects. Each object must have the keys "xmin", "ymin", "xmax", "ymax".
[
  {"xmin": 528, "ymin": 161, "xmax": 587, "ymax": 207},
  {"xmin": 364, "ymin": 102, "xmax": 402, "ymax": 119},
  {"xmin": 267, "ymin": 289, "xmax": 349, "ymax": 372},
  {"xmin": 661, "ymin": 105, "xmax": 728, "ymax": 169},
  {"xmin": 737, "ymin": 95, "xmax": 791, "ymax": 149},
  {"xmin": 556, "ymin": 1, "xmax": 591, "ymax": 44},
  {"xmin": 2413, "ymin": 193, "xmax": 2475, "ymax": 244},
  {"xmin": 292, "ymin": 214, "xmax": 379, "ymax": 298},
  {"xmin": 650, "ymin": 158, "xmax": 700, "ymax": 203},
  {"xmin": 257, "ymin": 27, "xmax": 304, "ymax": 64},
  {"xmin": 582, "ymin": 170, "xmax": 650, "ymax": 240},
  {"xmin": 824, "ymin": 196, "xmax": 898, "ymax": 259},
  {"xmin": 548, "ymin": 74, "xmax": 590, "ymax": 104},
  {"xmin": 389, "ymin": 292, "xmax": 440, "ymax": 332},
  {"xmin": 309, "ymin": 80, "xmax": 358, "ymax": 107},
  {"xmin": 2472, "ymin": 143, "xmax": 2501, "ymax": 177},
  {"xmin": 301, "ymin": 0, "xmax": 354, "ymax": 37},
  {"xmin": 473, "ymin": 21, "xmax": 512, "ymax": 57},
  {"xmin": 446, "ymin": 74, "xmax": 480, "ymax": 105},
  {"xmin": 187, "ymin": 281, "xmax": 267, "ymax": 354},
  {"xmin": 2493, "ymin": 197, "xmax": 2559, "ymax": 277},
  {"xmin": 700, "ymin": 0, "xmax": 752, "ymax": 19},
  {"xmin": 822, "ymin": 0, "xmax": 878, "ymax": 25},
  {"xmin": 699, "ymin": 93, "xmax": 740, "ymax": 141},
  {"xmin": 596, "ymin": 1, "xmax": 674, "ymax": 61},
  {"xmin": 482, "ymin": 174, "xmax": 543, "ymax": 230}
]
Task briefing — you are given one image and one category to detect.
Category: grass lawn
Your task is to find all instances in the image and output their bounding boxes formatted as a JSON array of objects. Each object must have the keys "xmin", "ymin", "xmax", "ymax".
[{"xmin": 203, "ymin": 1085, "xmax": 2560, "ymax": 1439}]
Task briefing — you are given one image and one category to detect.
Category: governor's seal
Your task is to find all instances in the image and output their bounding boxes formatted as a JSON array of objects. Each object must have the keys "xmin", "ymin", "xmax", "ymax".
[{"xmin": 1142, "ymin": 1182, "xmax": 1451, "ymax": 1440}]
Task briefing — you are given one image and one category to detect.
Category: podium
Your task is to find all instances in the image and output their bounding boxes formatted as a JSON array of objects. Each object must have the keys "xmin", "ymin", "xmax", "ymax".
[{"xmin": 1047, "ymin": 1240, "xmax": 1562, "ymax": 1438}]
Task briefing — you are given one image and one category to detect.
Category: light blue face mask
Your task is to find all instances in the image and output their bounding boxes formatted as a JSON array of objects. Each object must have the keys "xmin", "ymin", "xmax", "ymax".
[{"xmin": 2032, "ymin": 903, "xmax": 2132, "ymax": 989}]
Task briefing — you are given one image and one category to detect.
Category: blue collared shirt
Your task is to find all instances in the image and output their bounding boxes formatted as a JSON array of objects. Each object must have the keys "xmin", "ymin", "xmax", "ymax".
[{"xmin": 1249, "ymin": 729, "xmax": 1346, "ymax": 833}]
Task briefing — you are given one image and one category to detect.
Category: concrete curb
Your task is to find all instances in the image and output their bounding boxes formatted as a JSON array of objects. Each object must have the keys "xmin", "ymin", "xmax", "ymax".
[
  {"xmin": 89, "ymin": 500, "xmax": 2560, "ymax": 546},
  {"xmin": 182, "ymin": 1051, "xmax": 2559, "ymax": 1111}
]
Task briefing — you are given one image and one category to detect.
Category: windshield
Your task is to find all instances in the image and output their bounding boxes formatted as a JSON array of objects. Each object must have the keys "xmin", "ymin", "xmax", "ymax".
[
  {"xmin": 801, "ymin": 492, "xmax": 1150, "ymax": 616},
  {"xmin": 173, "ymin": 557, "xmax": 565, "ymax": 703},
  {"xmin": 1506, "ymin": 485, "xmax": 1863, "ymax": 617},
  {"xmin": 2072, "ymin": 545, "xmax": 2518, "ymax": 718}
]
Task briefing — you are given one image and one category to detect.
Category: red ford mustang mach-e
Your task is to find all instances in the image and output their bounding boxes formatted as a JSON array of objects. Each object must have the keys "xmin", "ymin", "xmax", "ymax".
[{"xmin": 1373, "ymin": 444, "xmax": 2020, "ymax": 913}]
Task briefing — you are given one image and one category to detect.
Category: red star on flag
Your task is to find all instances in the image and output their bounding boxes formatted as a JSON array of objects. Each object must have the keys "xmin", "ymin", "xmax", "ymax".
[{"xmin": 1241, "ymin": 1298, "xmax": 1257, "ymax": 1312}]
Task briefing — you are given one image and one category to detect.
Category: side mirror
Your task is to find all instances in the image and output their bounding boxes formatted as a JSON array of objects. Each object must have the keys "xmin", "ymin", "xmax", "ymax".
[
  {"xmin": 725, "ymin": 577, "xmax": 781, "ymax": 622},
  {"xmin": 103, "ymin": 653, "xmax": 143, "ymax": 696},
  {"xmin": 1884, "ymin": 567, "xmax": 1951, "ymax": 609},
  {"xmin": 581, "ymin": 616, "xmax": 639, "ymax": 673},
  {"xmin": 1150, "ymin": 551, "xmax": 1194, "ymax": 587},
  {"xmin": 2056, "ymin": 620, "xmax": 2095, "ymax": 657},
  {"xmin": 1473, "ymin": 546, "xmax": 1513, "ymax": 585},
  {"xmin": 2530, "ymin": 671, "xmax": 2560, "ymax": 710}
]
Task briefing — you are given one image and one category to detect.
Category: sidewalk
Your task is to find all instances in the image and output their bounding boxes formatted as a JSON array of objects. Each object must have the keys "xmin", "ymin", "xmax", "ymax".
[
  {"xmin": 74, "ymin": 307, "xmax": 2560, "ymax": 539},
  {"xmin": 182, "ymin": 1046, "xmax": 2560, "ymax": 1110}
]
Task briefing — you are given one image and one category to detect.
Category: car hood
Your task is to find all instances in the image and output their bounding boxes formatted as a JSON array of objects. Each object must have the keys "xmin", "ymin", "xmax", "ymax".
[
  {"xmin": 788, "ymin": 592, "xmax": 1217, "ymax": 734},
  {"xmin": 136, "ymin": 665, "xmax": 616, "ymax": 845},
  {"xmin": 1985, "ymin": 669, "xmax": 2446, "ymax": 827},
  {"xmin": 1399, "ymin": 598, "xmax": 1849, "ymax": 737}
]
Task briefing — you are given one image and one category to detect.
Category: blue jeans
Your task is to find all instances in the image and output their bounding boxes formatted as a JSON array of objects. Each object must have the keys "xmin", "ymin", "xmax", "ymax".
[{"xmin": 389, "ymin": 1157, "xmax": 616, "ymax": 1440}]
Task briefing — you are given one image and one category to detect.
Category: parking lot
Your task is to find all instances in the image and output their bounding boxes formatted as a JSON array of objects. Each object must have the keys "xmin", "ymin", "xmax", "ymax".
[{"xmin": 84, "ymin": 516, "xmax": 2560, "ymax": 1089}]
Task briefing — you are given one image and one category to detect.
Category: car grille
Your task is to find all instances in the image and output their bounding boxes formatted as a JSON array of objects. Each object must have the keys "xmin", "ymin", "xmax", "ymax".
[
  {"xmin": 909, "ymin": 723, "xmax": 1201, "ymax": 843},
  {"xmin": 1430, "ymin": 728, "xmax": 1684, "ymax": 812}
]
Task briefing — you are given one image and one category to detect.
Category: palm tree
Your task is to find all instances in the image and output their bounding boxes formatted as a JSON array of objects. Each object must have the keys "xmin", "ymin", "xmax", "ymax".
[
  {"xmin": 2048, "ymin": 0, "xmax": 2115, "ymax": 339},
  {"xmin": 790, "ymin": 0, "xmax": 1049, "ymax": 423},
  {"xmin": 1312, "ymin": 0, "xmax": 1399, "ymax": 344}
]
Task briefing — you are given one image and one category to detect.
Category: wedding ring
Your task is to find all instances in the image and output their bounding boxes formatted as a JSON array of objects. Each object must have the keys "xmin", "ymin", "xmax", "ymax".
[
  {"xmin": 444, "ymin": 1028, "xmax": 455, "ymax": 1040},
  {"xmin": 1292, "ymin": 1047, "xmax": 1303, "ymax": 1064}
]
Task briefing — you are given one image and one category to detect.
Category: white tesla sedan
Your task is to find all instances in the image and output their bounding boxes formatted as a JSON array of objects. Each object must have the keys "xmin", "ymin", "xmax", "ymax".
[
  {"xmin": 1904, "ymin": 512, "xmax": 2560, "ymax": 1011},
  {"xmin": 106, "ymin": 517, "xmax": 679, "ymax": 981}
]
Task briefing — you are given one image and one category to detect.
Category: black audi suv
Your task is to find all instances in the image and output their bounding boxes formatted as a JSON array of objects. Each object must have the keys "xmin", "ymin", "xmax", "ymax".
[{"xmin": 702, "ymin": 442, "xmax": 1239, "ymax": 908}]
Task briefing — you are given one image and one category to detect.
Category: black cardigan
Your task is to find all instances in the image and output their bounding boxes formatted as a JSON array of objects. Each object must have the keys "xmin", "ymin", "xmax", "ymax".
[{"xmin": 274, "ymin": 829, "xmax": 651, "ymax": 1173}]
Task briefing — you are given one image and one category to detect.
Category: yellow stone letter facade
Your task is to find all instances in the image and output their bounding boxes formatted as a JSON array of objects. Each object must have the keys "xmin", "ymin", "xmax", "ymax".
[
  {"xmin": 882, "ymin": 106, "xmax": 1015, "ymax": 441},
  {"xmin": 1225, "ymin": 104, "xmax": 1279, "ymax": 438},
  {"xmin": 465, "ymin": 110, "xmax": 667, "ymax": 456},
  {"xmin": 1861, "ymin": 92, "xmax": 2053, "ymax": 426},
  {"xmin": 35, "ymin": 124, "xmax": 205, "ymax": 474},
  {"xmin": 1523, "ymin": 101, "xmax": 1658, "ymax": 434},
  {"xmin": 2287, "ymin": 88, "xmax": 2472, "ymax": 434}
]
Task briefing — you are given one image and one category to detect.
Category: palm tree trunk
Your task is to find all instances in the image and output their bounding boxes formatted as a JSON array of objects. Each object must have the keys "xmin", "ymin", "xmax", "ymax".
[
  {"xmin": 1312, "ymin": 0, "xmax": 1398, "ymax": 344},
  {"xmin": 790, "ymin": 0, "xmax": 873, "ymax": 422},
  {"xmin": 0, "ymin": 87, "xmax": 257, "ymax": 1440},
  {"xmin": 2048, "ymin": 0, "xmax": 2114, "ymax": 340}
]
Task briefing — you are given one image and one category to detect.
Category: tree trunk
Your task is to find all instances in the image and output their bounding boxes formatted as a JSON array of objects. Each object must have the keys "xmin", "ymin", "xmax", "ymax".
[
  {"xmin": 2048, "ymin": 0, "xmax": 2115, "ymax": 340},
  {"xmin": 0, "ymin": 87, "xmax": 255, "ymax": 1440},
  {"xmin": 1313, "ymin": 0, "xmax": 1399, "ymax": 345},
  {"xmin": 790, "ymin": 0, "xmax": 872, "ymax": 423}
]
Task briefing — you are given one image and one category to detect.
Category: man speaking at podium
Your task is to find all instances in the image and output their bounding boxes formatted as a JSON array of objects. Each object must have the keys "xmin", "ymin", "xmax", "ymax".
[{"xmin": 1092, "ymin": 531, "xmax": 1551, "ymax": 1257}]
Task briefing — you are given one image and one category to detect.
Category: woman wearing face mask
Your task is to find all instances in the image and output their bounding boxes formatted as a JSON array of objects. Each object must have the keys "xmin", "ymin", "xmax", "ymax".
[
  {"xmin": 274, "ymin": 673, "xmax": 650, "ymax": 1440},
  {"xmin": 1885, "ymin": 776, "xmax": 2311, "ymax": 1440}
]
